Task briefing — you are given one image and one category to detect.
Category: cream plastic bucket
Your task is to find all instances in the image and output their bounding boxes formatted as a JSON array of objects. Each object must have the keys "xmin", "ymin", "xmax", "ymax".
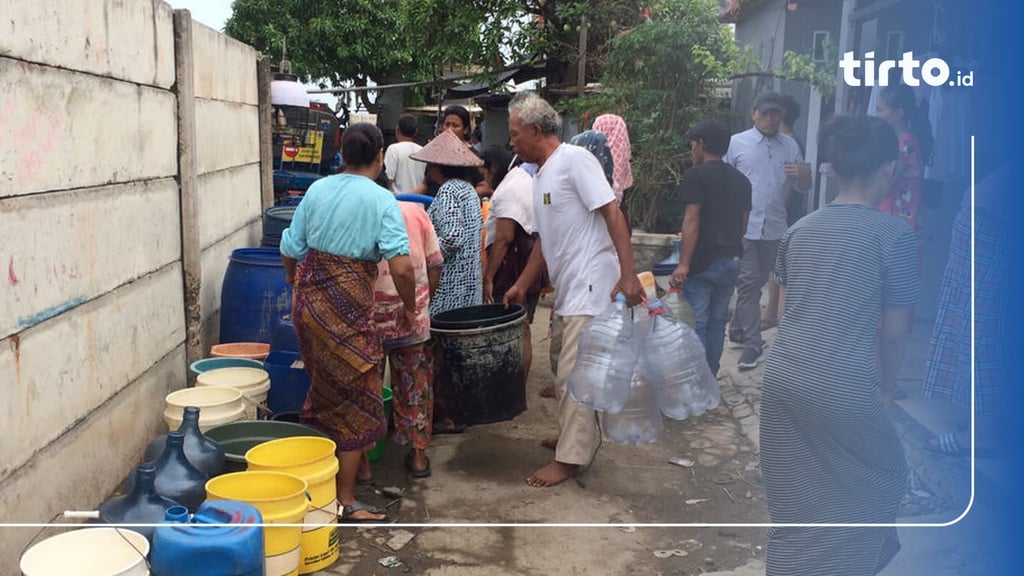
[
  {"xmin": 20, "ymin": 527, "xmax": 150, "ymax": 576},
  {"xmin": 197, "ymin": 367, "xmax": 271, "ymax": 419},
  {"xmin": 164, "ymin": 386, "xmax": 246, "ymax": 432}
]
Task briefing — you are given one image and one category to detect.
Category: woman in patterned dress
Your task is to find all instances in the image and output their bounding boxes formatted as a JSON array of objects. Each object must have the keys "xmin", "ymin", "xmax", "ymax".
[
  {"xmin": 280, "ymin": 123, "xmax": 418, "ymax": 522},
  {"xmin": 410, "ymin": 129, "xmax": 484, "ymax": 433},
  {"xmin": 760, "ymin": 116, "xmax": 919, "ymax": 575}
]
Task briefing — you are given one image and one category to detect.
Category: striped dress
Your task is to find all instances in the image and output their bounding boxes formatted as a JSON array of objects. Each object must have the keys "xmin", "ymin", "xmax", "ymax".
[{"xmin": 760, "ymin": 203, "xmax": 919, "ymax": 576}]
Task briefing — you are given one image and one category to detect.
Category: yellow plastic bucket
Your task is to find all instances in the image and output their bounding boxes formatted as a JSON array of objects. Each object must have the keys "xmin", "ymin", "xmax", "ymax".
[
  {"xmin": 206, "ymin": 471, "xmax": 309, "ymax": 576},
  {"xmin": 245, "ymin": 437, "xmax": 340, "ymax": 574}
]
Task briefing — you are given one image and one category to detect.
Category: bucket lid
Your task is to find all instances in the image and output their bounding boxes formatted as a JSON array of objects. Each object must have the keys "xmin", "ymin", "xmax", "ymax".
[{"xmin": 197, "ymin": 367, "xmax": 271, "ymax": 390}]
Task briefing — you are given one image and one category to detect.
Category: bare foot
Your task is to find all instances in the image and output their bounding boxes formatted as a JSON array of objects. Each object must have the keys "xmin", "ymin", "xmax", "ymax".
[
  {"xmin": 526, "ymin": 461, "xmax": 580, "ymax": 488},
  {"xmin": 540, "ymin": 438, "xmax": 557, "ymax": 451},
  {"xmin": 539, "ymin": 385, "xmax": 556, "ymax": 399}
]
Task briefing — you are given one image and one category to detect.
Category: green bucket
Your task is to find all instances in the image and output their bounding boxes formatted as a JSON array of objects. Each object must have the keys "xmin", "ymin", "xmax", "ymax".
[{"xmin": 367, "ymin": 387, "xmax": 392, "ymax": 462}]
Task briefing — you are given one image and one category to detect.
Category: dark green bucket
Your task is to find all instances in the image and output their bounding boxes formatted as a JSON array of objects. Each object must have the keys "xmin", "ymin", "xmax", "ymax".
[{"xmin": 204, "ymin": 420, "xmax": 330, "ymax": 473}]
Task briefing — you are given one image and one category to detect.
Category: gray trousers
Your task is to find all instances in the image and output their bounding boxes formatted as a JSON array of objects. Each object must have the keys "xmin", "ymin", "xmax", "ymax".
[{"xmin": 729, "ymin": 238, "xmax": 780, "ymax": 350}]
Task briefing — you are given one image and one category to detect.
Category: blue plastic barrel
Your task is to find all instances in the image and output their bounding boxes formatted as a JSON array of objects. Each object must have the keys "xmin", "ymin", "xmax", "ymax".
[
  {"xmin": 264, "ymin": 350, "xmax": 310, "ymax": 415},
  {"xmin": 219, "ymin": 248, "xmax": 292, "ymax": 344},
  {"xmin": 151, "ymin": 501, "xmax": 264, "ymax": 576},
  {"xmin": 261, "ymin": 206, "xmax": 297, "ymax": 248}
]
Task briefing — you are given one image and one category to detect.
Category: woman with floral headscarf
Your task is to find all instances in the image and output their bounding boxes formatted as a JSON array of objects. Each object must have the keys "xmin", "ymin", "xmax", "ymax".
[{"xmin": 592, "ymin": 114, "xmax": 634, "ymax": 204}]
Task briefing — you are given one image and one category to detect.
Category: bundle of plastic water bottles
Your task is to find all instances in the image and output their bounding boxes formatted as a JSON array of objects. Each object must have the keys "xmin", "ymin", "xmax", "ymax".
[{"xmin": 567, "ymin": 290, "xmax": 720, "ymax": 446}]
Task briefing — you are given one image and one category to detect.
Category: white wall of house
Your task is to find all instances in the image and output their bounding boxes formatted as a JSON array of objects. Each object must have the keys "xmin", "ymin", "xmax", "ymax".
[{"xmin": 0, "ymin": 0, "xmax": 266, "ymax": 565}]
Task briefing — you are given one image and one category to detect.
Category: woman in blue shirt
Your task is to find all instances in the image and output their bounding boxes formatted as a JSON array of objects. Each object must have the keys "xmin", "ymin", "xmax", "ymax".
[{"xmin": 280, "ymin": 123, "xmax": 418, "ymax": 523}]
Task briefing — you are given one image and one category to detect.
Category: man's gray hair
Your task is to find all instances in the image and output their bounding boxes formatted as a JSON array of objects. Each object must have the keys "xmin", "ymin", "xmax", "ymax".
[{"xmin": 509, "ymin": 91, "xmax": 562, "ymax": 135}]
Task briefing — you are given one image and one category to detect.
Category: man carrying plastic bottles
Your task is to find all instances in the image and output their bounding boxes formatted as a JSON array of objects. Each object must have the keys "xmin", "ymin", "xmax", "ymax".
[{"xmin": 503, "ymin": 92, "xmax": 644, "ymax": 488}]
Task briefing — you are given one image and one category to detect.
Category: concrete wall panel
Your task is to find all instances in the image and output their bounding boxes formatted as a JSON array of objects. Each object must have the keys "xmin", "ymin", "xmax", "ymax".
[
  {"xmin": 0, "ymin": 265, "xmax": 185, "ymax": 480},
  {"xmin": 194, "ymin": 98, "xmax": 260, "ymax": 176},
  {"xmin": 197, "ymin": 163, "xmax": 262, "ymax": 249},
  {"xmin": 0, "ymin": 0, "xmax": 175, "ymax": 88},
  {"xmin": 199, "ymin": 221, "xmax": 261, "ymax": 349},
  {"xmin": 0, "ymin": 345, "xmax": 184, "ymax": 557},
  {"xmin": 0, "ymin": 59, "xmax": 178, "ymax": 198},
  {"xmin": 192, "ymin": 21, "xmax": 259, "ymax": 105},
  {"xmin": 0, "ymin": 179, "xmax": 181, "ymax": 338}
]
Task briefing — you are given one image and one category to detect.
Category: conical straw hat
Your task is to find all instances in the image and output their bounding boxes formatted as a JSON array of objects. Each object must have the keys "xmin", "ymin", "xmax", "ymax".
[{"xmin": 410, "ymin": 129, "xmax": 483, "ymax": 167}]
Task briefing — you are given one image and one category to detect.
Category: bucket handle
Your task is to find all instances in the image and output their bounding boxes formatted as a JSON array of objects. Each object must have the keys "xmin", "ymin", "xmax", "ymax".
[
  {"xmin": 21, "ymin": 511, "xmax": 151, "ymax": 572},
  {"xmin": 304, "ymin": 492, "xmax": 343, "ymax": 517}
]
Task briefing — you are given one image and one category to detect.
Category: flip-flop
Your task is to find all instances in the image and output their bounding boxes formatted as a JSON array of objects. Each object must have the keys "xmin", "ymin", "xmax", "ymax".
[
  {"xmin": 925, "ymin": 432, "xmax": 997, "ymax": 459},
  {"xmin": 432, "ymin": 420, "xmax": 467, "ymax": 435},
  {"xmin": 404, "ymin": 453, "xmax": 431, "ymax": 478},
  {"xmin": 340, "ymin": 501, "xmax": 388, "ymax": 524}
]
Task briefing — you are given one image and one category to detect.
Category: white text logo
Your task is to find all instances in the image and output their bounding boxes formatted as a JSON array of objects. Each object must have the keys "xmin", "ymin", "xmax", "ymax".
[{"xmin": 839, "ymin": 51, "xmax": 973, "ymax": 87}]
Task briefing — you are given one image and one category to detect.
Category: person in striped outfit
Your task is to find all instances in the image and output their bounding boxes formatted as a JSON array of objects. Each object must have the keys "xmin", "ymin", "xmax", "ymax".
[{"xmin": 759, "ymin": 116, "xmax": 919, "ymax": 575}]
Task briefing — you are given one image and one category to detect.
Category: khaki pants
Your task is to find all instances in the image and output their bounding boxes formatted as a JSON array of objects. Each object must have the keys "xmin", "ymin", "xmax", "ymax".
[{"xmin": 549, "ymin": 314, "xmax": 600, "ymax": 466}]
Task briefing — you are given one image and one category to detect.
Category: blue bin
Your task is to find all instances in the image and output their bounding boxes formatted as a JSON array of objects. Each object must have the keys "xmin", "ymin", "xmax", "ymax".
[
  {"xmin": 219, "ymin": 248, "xmax": 292, "ymax": 344},
  {"xmin": 151, "ymin": 501, "xmax": 264, "ymax": 576},
  {"xmin": 264, "ymin": 350, "xmax": 311, "ymax": 415},
  {"xmin": 271, "ymin": 317, "xmax": 300, "ymax": 352}
]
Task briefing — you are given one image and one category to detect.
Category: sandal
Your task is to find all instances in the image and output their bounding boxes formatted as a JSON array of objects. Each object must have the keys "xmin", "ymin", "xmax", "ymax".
[
  {"xmin": 432, "ymin": 420, "xmax": 467, "ymax": 435},
  {"xmin": 925, "ymin": 432, "xmax": 996, "ymax": 459},
  {"xmin": 340, "ymin": 501, "xmax": 388, "ymax": 524},
  {"xmin": 404, "ymin": 452, "xmax": 431, "ymax": 478}
]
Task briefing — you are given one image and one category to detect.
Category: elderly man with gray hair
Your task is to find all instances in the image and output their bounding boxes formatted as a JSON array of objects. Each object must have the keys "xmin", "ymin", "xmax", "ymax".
[{"xmin": 503, "ymin": 91, "xmax": 643, "ymax": 488}]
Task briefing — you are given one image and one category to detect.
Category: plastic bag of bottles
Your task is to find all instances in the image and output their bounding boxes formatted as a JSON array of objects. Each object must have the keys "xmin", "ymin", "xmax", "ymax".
[
  {"xmin": 568, "ymin": 295, "xmax": 641, "ymax": 414},
  {"xmin": 640, "ymin": 299, "xmax": 720, "ymax": 420},
  {"xmin": 604, "ymin": 373, "xmax": 662, "ymax": 445}
]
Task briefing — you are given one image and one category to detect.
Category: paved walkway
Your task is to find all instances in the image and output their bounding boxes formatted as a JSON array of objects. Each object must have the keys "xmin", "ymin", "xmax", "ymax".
[{"xmin": 711, "ymin": 316, "xmax": 1008, "ymax": 576}]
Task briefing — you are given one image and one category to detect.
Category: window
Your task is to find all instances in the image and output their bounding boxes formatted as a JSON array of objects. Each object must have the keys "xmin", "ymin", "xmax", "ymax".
[
  {"xmin": 886, "ymin": 31, "xmax": 904, "ymax": 60},
  {"xmin": 812, "ymin": 31, "xmax": 830, "ymax": 62}
]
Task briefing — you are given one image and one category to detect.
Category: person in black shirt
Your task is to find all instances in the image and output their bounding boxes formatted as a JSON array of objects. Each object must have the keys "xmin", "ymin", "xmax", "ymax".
[{"xmin": 670, "ymin": 120, "xmax": 752, "ymax": 375}]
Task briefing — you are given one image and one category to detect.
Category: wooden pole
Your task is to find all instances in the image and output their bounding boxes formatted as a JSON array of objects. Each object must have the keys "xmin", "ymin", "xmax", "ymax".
[
  {"xmin": 257, "ymin": 55, "xmax": 274, "ymax": 210},
  {"xmin": 173, "ymin": 9, "xmax": 202, "ymax": 381},
  {"xmin": 577, "ymin": 15, "xmax": 589, "ymax": 97}
]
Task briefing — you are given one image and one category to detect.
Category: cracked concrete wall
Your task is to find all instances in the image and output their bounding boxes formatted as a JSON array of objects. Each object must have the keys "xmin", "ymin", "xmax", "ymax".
[{"xmin": 0, "ymin": 0, "xmax": 263, "ymax": 566}]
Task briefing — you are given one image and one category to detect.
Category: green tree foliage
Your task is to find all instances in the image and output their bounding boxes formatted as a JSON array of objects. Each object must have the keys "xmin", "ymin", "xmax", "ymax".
[{"xmin": 564, "ymin": 0, "xmax": 735, "ymax": 232}]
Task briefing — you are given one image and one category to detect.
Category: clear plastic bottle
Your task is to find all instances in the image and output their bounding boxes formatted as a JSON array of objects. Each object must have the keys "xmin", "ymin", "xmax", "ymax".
[
  {"xmin": 661, "ymin": 288, "xmax": 696, "ymax": 330},
  {"xmin": 568, "ymin": 295, "xmax": 639, "ymax": 413},
  {"xmin": 604, "ymin": 373, "xmax": 662, "ymax": 445},
  {"xmin": 640, "ymin": 306, "xmax": 720, "ymax": 420}
]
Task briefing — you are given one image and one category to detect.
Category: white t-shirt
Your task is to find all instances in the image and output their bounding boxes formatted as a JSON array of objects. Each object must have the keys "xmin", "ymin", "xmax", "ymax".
[
  {"xmin": 384, "ymin": 141, "xmax": 426, "ymax": 193},
  {"xmin": 533, "ymin": 144, "xmax": 620, "ymax": 317},
  {"xmin": 484, "ymin": 166, "xmax": 535, "ymax": 248}
]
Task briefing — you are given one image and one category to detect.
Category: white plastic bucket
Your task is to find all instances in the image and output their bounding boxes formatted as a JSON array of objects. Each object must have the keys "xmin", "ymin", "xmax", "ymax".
[
  {"xmin": 20, "ymin": 527, "xmax": 150, "ymax": 576},
  {"xmin": 164, "ymin": 386, "xmax": 246, "ymax": 432},
  {"xmin": 196, "ymin": 367, "xmax": 271, "ymax": 419}
]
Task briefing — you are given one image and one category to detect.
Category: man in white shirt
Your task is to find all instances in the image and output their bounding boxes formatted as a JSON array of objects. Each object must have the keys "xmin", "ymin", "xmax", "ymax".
[
  {"xmin": 724, "ymin": 92, "xmax": 812, "ymax": 370},
  {"xmin": 384, "ymin": 114, "xmax": 426, "ymax": 193},
  {"xmin": 503, "ymin": 92, "xmax": 643, "ymax": 488}
]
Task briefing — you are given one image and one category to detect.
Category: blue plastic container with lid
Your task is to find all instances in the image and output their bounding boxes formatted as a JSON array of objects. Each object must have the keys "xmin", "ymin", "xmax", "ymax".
[
  {"xmin": 220, "ymin": 248, "xmax": 293, "ymax": 345},
  {"xmin": 151, "ymin": 501, "xmax": 265, "ymax": 576}
]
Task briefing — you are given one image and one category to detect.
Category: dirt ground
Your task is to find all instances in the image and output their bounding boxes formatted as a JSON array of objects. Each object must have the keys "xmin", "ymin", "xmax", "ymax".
[{"xmin": 321, "ymin": 306, "xmax": 770, "ymax": 576}]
